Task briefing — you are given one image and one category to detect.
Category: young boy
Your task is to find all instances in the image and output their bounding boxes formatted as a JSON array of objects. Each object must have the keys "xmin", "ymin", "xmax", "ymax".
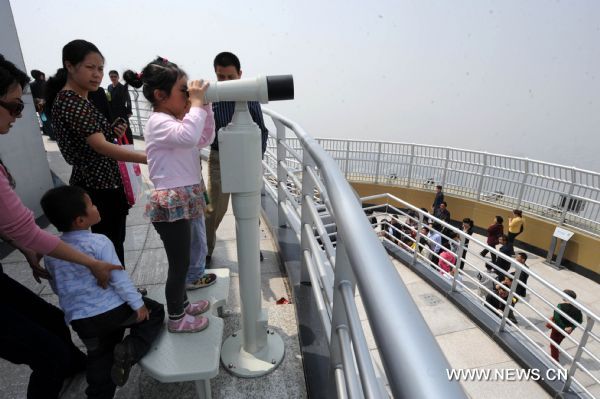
[{"xmin": 40, "ymin": 186, "xmax": 165, "ymax": 398}]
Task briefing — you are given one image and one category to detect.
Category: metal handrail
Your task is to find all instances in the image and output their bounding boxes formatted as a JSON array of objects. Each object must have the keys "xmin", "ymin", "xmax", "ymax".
[
  {"xmin": 264, "ymin": 136, "xmax": 600, "ymax": 237},
  {"xmin": 263, "ymin": 108, "xmax": 467, "ymax": 398}
]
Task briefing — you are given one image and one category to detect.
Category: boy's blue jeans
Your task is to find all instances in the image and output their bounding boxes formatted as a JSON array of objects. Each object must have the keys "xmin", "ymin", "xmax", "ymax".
[{"xmin": 187, "ymin": 215, "xmax": 208, "ymax": 283}]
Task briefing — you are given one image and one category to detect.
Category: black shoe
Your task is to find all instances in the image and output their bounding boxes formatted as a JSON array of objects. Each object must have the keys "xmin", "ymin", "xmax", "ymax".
[
  {"xmin": 111, "ymin": 342, "xmax": 134, "ymax": 387},
  {"xmin": 260, "ymin": 251, "xmax": 264, "ymax": 262}
]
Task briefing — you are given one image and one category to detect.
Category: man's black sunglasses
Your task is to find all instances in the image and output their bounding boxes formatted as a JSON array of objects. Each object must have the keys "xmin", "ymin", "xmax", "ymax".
[{"xmin": 0, "ymin": 99, "xmax": 25, "ymax": 116}]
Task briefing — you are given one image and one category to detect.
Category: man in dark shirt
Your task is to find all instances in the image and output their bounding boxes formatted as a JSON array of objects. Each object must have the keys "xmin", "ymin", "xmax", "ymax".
[
  {"xmin": 433, "ymin": 201, "xmax": 450, "ymax": 223},
  {"xmin": 489, "ymin": 235, "xmax": 514, "ymax": 279},
  {"xmin": 431, "ymin": 185, "xmax": 444, "ymax": 213},
  {"xmin": 87, "ymin": 87, "xmax": 111, "ymax": 122},
  {"xmin": 205, "ymin": 52, "xmax": 269, "ymax": 264},
  {"xmin": 107, "ymin": 71, "xmax": 133, "ymax": 142}
]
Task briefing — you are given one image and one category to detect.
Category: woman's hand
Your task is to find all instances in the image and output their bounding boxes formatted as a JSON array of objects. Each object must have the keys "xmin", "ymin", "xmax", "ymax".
[
  {"xmin": 21, "ymin": 248, "xmax": 50, "ymax": 283},
  {"xmin": 88, "ymin": 260, "xmax": 124, "ymax": 288},
  {"xmin": 188, "ymin": 80, "xmax": 210, "ymax": 107},
  {"xmin": 113, "ymin": 123, "xmax": 127, "ymax": 138},
  {"xmin": 136, "ymin": 305, "xmax": 150, "ymax": 322}
]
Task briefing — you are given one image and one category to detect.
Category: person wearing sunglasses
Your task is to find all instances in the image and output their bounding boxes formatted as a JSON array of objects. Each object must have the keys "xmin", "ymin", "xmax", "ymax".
[
  {"xmin": 0, "ymin": 54, "xmax": 124, "ymax": 399},
  {"xmin": 0, "ymin": 97, "xmax": 24, "ymax": 131}
]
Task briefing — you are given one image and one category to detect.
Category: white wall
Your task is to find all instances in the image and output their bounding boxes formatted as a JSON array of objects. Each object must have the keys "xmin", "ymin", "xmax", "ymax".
[{"xmin": 0, "ymin": 0, "xmax": 54, "ymax": 216}]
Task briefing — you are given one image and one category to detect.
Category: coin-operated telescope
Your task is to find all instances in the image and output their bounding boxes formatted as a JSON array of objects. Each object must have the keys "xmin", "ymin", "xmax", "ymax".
[{"xmin": 207, "ymin": 75, "xmax": 294, "ymax": 378}]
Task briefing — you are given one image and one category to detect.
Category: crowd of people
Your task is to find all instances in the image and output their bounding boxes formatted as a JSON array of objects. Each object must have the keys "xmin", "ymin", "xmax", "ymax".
[
  {"xmin": 371, "ymin": 185, "xmax": 582, "ymax": 364},
  {"xmin": 1, "ymin": 40, "xmax": 266, "ymax": 399}
]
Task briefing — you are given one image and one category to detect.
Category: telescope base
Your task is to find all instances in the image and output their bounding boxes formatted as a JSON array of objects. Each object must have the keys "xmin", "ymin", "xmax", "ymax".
[{"xmin": 221, "ymin": 328, "xmax": 285, "ymax": 378}]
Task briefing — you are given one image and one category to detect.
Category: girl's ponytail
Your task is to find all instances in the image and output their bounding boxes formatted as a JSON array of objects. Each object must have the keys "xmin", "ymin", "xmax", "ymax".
[{"xmin": 123, "ymin": 70, "xmax": 144, "ymax": 89}]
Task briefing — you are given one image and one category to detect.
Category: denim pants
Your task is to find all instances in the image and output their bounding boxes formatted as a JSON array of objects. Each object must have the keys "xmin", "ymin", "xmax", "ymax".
[
  {"xmin": 71, "ymin": 298, "xmax": 164, "ymax": 399},
  {"xmin": 187, "ymin": 215, "xmax": 208, "ymax": 283}
]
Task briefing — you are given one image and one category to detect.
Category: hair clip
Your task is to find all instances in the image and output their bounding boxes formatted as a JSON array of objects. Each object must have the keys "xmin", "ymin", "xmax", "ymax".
[
  {"xmin": 157, "ymin": 56, "xmax": 169, "ymax": 65},
  {"xmin": 136, "ymin": 72, "xmax": 143, "ymax": 79}
]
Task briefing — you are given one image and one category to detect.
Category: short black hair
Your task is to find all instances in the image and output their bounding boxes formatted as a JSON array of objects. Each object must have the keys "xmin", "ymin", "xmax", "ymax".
[
  {"xmin": 109, "ymin": 70, "xmax": 119, "ymax": 76},
  {"xmin": 436, "ymin": 185, "xmax": 443, "ymax": 190},
  {"xmin": 0, "ymin": 54, "xmax": 30, "ymax": 97},
  {"xmin": 441, "ymin": 201, "xmax": 447, "ymax": 207},
  {"xmin": 563, "ymin": 289, "xmax": 577, "ymax": 299},
  {"xmin": 41, "ymin": 186, "xmax": 88, "ymax": 232},
  {"xmin": 30, "ymin": 69, "xmax": 44, "ymax": 80},
  {"xmin": 495, "ymin": 215, "xmax": 504, "ymax": 224},
  {"xmin": 213, "ymin": 51, "xmax": 241, "ymax": 72},
  {"xmin": 517, "ymin": 252, "xmax": 528, "ymax": 261}
]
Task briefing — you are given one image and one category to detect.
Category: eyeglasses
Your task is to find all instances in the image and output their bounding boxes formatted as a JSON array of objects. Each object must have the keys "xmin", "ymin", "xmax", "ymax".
[{"xmin": 0, "ymin": 99, "xmax": 25, "ymax": 117}]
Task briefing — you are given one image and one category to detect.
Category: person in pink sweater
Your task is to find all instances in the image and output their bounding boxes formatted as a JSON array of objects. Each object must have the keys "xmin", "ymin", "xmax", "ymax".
[
  {"xmin": 0, "ymin": 54, "xmax": 122, "ymax": 399},
  {"xmin": 124, "ymin": 57, "xmax": 216, "ymax": 333}
]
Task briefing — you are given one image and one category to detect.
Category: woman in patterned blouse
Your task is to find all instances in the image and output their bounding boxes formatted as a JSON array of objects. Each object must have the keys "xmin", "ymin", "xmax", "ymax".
[{"xmin": 46, "ymin": 40, "xmax": 146, "ymax": 266}]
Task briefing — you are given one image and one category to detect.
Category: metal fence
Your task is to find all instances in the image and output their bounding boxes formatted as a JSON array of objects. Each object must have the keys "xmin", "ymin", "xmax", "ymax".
[
  {"xmin": 263, "ymin": 138, "xmax": 600, "ymax": 237},
  {"xmin": 261, "ymin": 108, "xmax": 467, "ymax": 398},
  {"xmin": 359, "ymin": 194, "xmax": 600, "ymax": 398}
]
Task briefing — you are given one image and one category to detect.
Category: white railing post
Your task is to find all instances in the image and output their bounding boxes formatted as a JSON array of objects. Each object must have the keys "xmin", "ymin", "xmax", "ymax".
[
  {"xmin": 497, "ymin": 268, "xmax": 521, "ymax": 333},
  {"xmin": 374, "ymin": 141, "xmax": 382, "ymax": 184},
  {"xmin": 344, "ymin": 140, "xmax": 350, "ymax": 179},
  {"xmin": 516, "ymin": 160, "xmax": 529, "ymax": 209},
  {"xmin": 301, "ymin": 150, "xmax": 317, "ymax": 284},
  {"xmin": 131, "ymin": 89, "xmax": 144, "ymax": 137},
  {"xmin": 441, "ymin": 148, "xmax": 450, "ymax": 187},
  {"xmin": 450, "ymin": 235, "xmax": 466, "ymax": 292},
  {"xmin": 559, "ymin": 168, "xmax": 576, "ymax": 225},
  {"xmin": 407, "ymin": 144, "xmax": 414, "ymax": 188},
  {"xmin": 561, "ymin": 317, "xmax": 594, "ymax": 393},
  {"xmin": 477, "ymin": 153, "xmax": 488, "ymax": 201},
  {"xmin": 412, "ymin": 212, "xmax": 424, "ymax": 266},
  {"xmin": 275, "ymin": 120, "xmax": 288, "ymax": 227},
  {"xmin": 328, "ymin": 238, "xmax": 361, "ymax": 398}
]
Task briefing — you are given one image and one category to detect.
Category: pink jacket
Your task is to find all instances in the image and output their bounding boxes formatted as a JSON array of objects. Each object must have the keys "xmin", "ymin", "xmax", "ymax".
[
  {"xmin": 145, "ymin": 105, "xmax": 215, "ymax": 190},
  {"xmin": 438, "ymin": 251, "xmax": 456, "ymax": 274},
  {"xmin": 0, "ymin": 164, "xmax": 59, "ymax": 254}
]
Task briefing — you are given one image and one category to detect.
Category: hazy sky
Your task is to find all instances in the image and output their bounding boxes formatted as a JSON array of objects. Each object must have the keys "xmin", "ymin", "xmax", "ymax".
[{"xmin": 9, "ymin": 0, "xmax": 600, "ymax": 172}]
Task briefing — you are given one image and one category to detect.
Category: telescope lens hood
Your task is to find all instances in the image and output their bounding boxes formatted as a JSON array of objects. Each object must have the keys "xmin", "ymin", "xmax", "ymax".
[{"xmin": 266, "ymin": 75, "xmax": 294, "ymax": 101}]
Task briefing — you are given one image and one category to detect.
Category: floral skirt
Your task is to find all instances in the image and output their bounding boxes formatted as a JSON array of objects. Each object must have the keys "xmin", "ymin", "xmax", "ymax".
[{"xmin": 145, "ymin": 184, "xmax": 206, "ymax": 222}]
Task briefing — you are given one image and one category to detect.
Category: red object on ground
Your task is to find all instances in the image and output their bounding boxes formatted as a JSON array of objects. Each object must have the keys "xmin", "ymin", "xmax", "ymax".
[{"xmin": 276, "ymin": 297, "xmax": 289, "ymax": 305}]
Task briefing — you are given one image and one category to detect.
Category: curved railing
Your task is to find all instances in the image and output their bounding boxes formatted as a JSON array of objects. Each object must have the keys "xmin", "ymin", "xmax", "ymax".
[
  {"xmin": 358, "ymin": 194, "xmax": 600, "ymax": 398},
  {"xmin": 261, "ymin": 108, "xmax": 467, "ymax": 398},
  {"xmin": 264, "ymin": 138, "xmax": 600, "ymax": 237}
]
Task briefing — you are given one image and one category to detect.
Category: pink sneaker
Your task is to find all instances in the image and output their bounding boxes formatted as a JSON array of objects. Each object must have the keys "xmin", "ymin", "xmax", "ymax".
[
  {"xmin": 185, "ymin": 300, "xmax": 210, "ymax": 316},
  {"xmin": 167, "ymin": 314, "xmax": 209, "ymax": 333}
]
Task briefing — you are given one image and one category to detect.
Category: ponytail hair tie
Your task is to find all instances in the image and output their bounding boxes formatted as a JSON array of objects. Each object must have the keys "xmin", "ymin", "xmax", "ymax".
[{"xmin": 136, "ymin": 72, "xmax": 143, "ymax": 79}]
